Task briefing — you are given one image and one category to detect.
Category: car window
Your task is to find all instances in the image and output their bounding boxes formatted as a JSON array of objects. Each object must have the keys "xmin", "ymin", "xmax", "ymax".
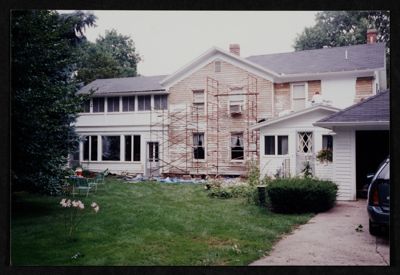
[{"xmin": 376, "ymin": 162, "xmax": 389, "ymax": 181}]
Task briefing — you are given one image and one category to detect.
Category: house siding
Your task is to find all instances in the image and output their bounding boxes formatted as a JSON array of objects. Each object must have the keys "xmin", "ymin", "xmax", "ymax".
[
  {"xmin": 333, "ymin": 129, "xmax": 356, "ymax": 200},
  {"xmin": 167, "ymin": 60, "xmax": 273, "ymax": 175}
]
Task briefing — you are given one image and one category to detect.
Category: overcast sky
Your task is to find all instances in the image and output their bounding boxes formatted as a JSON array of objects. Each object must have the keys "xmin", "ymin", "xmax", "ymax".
[{"xmin": 80, "ymin": 11, "xmax": 318, "ymax": 76}]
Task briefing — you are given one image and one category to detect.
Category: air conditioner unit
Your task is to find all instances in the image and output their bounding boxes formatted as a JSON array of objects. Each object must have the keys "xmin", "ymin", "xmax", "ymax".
[{"xmin": 230, "ymin": 104, "xmax": 242, "ymax": 115}]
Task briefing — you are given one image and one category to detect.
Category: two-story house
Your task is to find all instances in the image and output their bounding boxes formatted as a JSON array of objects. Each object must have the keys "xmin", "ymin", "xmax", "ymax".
[{"xmin": 75, "ymin": 29, "xmax": 387, "ymax": 200}]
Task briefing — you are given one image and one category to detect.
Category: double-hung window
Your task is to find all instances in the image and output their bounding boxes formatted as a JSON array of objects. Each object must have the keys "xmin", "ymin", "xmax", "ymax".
[
  {"xmin": 82, "ymin": 136, "xmax": 98, "ymax": 161},
  {"xmin": 193, "ymin": 133, "xmax": 205, "ymax": 160},
  {"xmin": 292, "ymin": 84, "xmax": 306, "ymax": 111},
  {"xmin": 154, "ymin": 94, "xmax": 168, "ymax": 110},
  {"xmin": 125, "ymin": 135, "xmax": 141, "ymax": 161},
  {"xmin": 107, "ymin": 97, "xmax": 120, "ymax": 112},
  {"xmin": 229, "ymin": 89, "xmax": 244, "ymax": 114},
  {"xmin": 122, "ymin": 96, "xmax": 135, "ymax": 112},
  {"xmin": 231, "ymin": 133, "xmax": 244, "ymax": 160},
  {"xmin": 138, "ymin": 95, "xmax": 151, "ymax": 111},
  {"xmin": 193, "ymin": 90, "xmax": 205, "ymax": 114},
  {"xmin": 322, "ymin": 135, "xmax": 333, "ymax": 150},
  {"xmin": 92, "ymin": 97, "xmax": 105, "ymax": 113},
  {"xmin": 81, "ymin": 99, "xmax": 90, "ymax": 113}
]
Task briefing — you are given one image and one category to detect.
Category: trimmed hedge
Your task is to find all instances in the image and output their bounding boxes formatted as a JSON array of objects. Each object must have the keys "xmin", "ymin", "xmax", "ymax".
[{"xmin": 266, "ymin": 178, "xmax": 338, "ymax": 213}]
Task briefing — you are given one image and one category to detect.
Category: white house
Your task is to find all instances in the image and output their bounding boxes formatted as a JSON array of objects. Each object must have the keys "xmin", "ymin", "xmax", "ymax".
[{"xmin": 73, "ymin": 29, "xmax": 387, "ymax": 194}]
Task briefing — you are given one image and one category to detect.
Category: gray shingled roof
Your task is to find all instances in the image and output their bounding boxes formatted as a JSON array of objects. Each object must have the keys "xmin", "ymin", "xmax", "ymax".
[
  {"xmin": 77, "ymin": 75, "xmax": 167, "ymax": 95},
  {"xmin": 316, "ymin": 90, "xmax": 389, "ymax": 124},
  {"xmin": 246, "ymin": 43, "xmax": 385, "ymax": 75}
]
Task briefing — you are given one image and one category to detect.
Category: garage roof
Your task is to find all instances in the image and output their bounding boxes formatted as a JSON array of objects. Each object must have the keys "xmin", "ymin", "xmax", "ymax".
[{"xmin": 314, "ymin": 90, "xmax": 389, "ymax": 127}]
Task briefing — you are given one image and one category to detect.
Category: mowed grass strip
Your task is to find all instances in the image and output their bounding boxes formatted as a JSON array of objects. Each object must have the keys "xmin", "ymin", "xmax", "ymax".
[{"xmin": 11, "ymin": 177, "xmax": 312, "ymax": 266}]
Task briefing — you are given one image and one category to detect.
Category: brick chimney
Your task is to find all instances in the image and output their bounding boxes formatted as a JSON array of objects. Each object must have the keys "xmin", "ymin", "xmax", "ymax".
[
  {"xmin": 367, "ymin": 28, "xmax": 377, "ymax": 44},
  {"xmin": 229, "ymin": 44, "xmax": 240, "ymax": 56}
]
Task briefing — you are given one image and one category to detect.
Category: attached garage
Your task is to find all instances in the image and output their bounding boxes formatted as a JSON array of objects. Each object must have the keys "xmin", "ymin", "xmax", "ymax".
[{"xmin": 314, "ymin": 90, "xmax": 390, "ymax": 200}]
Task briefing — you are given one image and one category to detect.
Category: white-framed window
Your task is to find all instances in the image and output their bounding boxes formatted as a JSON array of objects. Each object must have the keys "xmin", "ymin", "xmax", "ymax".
[
  {"xmin": 92, "ymin": 97, "xmax": 105, "ymax": 113},
  {"xmin": 82, "ymin": 135, "xmax": 98, "ymax": 161},
  {"xmin": 297, "ymin": 132, "xmax": 313, "ymax": 154},
  {"xmin": 322, "ymin": 135, "xmax": 333, "ymax": 150},
  {"xmin": 122, "ymin": 96, "xmax": 135, "ymax": 112},
  {"xmin": 193, "ymin": 133, "xmax": 205, "ymax": 160},
  {"xmin": 138, "ymin": 95, "xmax": 151, "ymax": 111},
  {"xmin": 125, "ymin": 135, "xmax": 141, "ymax": 161},
  {"xmin": 81, "ymin": 99, "xmax": 91, "ymax": 113},
  {"xmin": 229, "ymin": 88, "xmax": 244, "ymax": 114},
  {"xmin": 292, "ymin": 83, "xmax": 306, "ymax": 111},
  {"xmin": 102, "ymin": 136, "xmax": 121, "ymax": 161},
  {"xmin": 231, "ymin": 132, "xmax": 244, "ymax": 160},
  {"xmin": 264, "ymin": 135, "xmax": 289, "ymax": 155},
  {"xmin": 154, "ymin": 94, "xmax": 168, "ymax": 110},
  {"xmin": 107, "ymin": 96, "xmax": 120, "ymax": 112},
  {"xmin": 193, "ymin": 90, "xmax": 205, "ymax": 114}
]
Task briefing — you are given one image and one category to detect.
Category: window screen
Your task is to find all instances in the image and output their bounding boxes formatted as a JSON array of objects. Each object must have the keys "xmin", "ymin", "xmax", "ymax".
[
  {"xmin": 107, "ymin": 97, "xmax": 120, "ymax": 112},
  {"xmin": 138, "ymin": 95, "xmax": 151, "ymax": 111},
  {"xmin": 122, "ymin": 96, "xmax": 135, "ymax": 112},
  {"xmin": 278, "ymin": 136, "xmax": 288, "ymax": 155},
  {"xmin": 154, "ymin": 94, "xmax": 168, "ymax": 110},
  {"xmin": 231, "ymin": 133, "xmax": 244, "ymax": 160},
  {"xmin": 193, "ymin": 133, "xmax": 205, "ymax": 159},
  {"xmin": 292, "ymin": 84, "xmax": 306, "ymax": 111},
  {"xmin": 265, "ymin": 136, "xmax": 275, "ymax": 155},
  {"xmin": 102, "ymin": 136, "xmax": 120, "ymax": 161},
  {"xmin": 92, "ymin": 97, "xmax": 105, "ymax": 112}
]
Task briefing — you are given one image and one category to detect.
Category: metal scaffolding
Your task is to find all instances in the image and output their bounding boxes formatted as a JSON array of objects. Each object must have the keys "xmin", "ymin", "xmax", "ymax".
[{"xmin": 148, "ymin": 74, "xmax": 259, "ymax": 178}]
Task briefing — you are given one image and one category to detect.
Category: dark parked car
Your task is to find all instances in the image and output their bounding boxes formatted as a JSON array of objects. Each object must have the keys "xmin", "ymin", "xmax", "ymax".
[{"xmin": 367, "ymin": 157, "xmax": 390, "ymax": 235}]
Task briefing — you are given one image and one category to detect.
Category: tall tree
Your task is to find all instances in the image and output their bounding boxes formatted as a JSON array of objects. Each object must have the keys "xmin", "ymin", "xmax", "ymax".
[
  {"xmin": 293, "ymin": 11, "xmax": 390, "ymax": 87},
  {"xmin": 76, "ymin": 29, "xmax": 141, "ymax": 84},
  {"xmin": 11, "ymin": 10, "xmax": 96, "ymax": 194},
  {"xmin": 293, "ymin": 11, "xmax": 390, "ymax": 50}
]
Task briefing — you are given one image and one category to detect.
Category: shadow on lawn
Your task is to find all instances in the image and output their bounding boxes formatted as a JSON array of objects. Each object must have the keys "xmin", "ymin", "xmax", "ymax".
[{"xmin": 12, "ymin": 192, "xmax": 55, "ymax": 218}]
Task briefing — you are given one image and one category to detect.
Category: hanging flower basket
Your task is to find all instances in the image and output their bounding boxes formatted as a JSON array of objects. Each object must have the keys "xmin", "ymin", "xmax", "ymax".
[{"xmin": 316, "ymin": 148, "xmax": 333, "ymax": 163}]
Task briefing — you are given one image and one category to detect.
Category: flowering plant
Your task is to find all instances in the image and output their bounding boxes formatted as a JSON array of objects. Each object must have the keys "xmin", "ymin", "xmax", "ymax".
[
  {"xmin": 316, "ymin": 148, "xmax": 333, "ymax": 163},
  {"xmin": 60, "ymin": 198, "xmax": 100, "ymax": 239}
]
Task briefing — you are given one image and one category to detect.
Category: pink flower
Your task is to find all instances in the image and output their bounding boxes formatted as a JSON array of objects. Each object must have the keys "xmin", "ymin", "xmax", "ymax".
[
  {"xmin": 78, "ymin": 201, "xmax": 85, "ymax": 209},
  {"xmin": 66, "ymin": 199, "xmax": 71, "ymax": 207}
]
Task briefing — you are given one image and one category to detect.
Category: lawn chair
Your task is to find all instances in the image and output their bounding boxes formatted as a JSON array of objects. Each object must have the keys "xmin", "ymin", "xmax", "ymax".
[
  {"xmin": 95, "ymin": 169, "xmax": 109, "ymax": 190},
  {"xmin": 68, "ymin": 176, "xmax": 96, "ymax": 197}
]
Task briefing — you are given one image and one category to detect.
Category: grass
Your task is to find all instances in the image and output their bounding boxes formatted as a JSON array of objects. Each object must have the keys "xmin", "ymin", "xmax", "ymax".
[{"xmin": 11, "ymin": 176, "xmax": 312, "ymax": 266}]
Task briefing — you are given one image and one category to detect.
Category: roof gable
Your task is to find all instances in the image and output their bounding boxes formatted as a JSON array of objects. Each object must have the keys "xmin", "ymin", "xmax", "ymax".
[
  {"xmin": 251, "ymin": 104, "xmax": 340, "ymax": 130},
  {"xmin": 160, "ymin": 47, "xmax": 279, "ymax": 89},
  {"xmin": 246, "ymin": 43, "xmax": 385, "ymax": 75}
]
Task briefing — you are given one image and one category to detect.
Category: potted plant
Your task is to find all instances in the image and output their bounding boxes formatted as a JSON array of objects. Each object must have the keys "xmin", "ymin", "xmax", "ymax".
[{"xmin": 316, "ymin": 148, "xmax": 333, "ymax": 163}]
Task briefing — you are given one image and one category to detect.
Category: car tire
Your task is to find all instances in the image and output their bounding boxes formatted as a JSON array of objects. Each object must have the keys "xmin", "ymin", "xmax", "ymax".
[{"xmin": 369, "ymin": 220, "xmax": 380, "ymax": 236}]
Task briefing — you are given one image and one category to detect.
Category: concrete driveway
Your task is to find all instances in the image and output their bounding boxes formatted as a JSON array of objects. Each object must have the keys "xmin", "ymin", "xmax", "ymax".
[{"xmin": 250, "ymin": 200, "xmax": 389, "ymax": 265}]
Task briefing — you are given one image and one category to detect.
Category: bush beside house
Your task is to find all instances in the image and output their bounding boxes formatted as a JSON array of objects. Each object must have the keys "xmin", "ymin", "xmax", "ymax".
[{"xmin": 266, "ymin": 178, "xmax": 338, "ymax": 214}]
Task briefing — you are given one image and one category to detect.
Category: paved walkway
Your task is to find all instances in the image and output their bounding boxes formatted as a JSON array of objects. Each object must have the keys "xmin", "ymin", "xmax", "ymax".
[{"xmin": 250, "ymin": 200, "xmax": 389, "ymax": 265}]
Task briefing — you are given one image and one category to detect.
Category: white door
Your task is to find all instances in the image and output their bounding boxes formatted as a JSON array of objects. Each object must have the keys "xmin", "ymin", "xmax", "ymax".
[
  {"xmin": 146, "ymin": 142, "xmax": 160, "ymax": 177},
  {"xmin": 296, "ymin": 132, "xmax": 315, "ymax": 176}
]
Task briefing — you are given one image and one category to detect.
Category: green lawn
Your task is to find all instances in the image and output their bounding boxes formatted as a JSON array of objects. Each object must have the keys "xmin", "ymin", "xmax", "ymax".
[{"xmin": 11, "ymin": 177, "xmax": 312, "ymax": 266}]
